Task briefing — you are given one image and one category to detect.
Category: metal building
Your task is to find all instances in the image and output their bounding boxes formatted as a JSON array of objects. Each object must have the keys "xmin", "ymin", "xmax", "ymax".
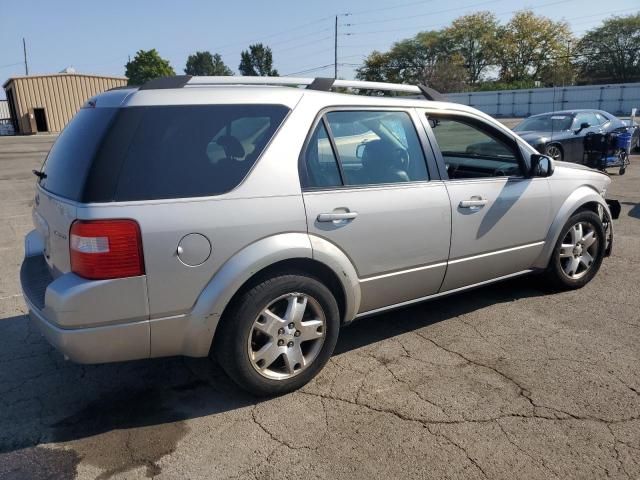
[
  {"xmin": 0, "ymin": 100, "xmax": 9, "ymax": 120},
  {"xmin": 0, "ymin": 99, "xmax": 12, "ymax": 135},
  {"xmin": 2, "ymin": 72, "xmax": 127, "ymax": 134}
]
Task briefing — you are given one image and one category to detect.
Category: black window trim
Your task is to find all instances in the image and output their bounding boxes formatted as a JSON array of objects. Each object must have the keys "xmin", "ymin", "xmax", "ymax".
[
  {"xmin": 298, "ymin": 106, "xmax": 439, "ymax": 192},
  {"xmin": 422, "ymin": 111, "xmax": 529, "ymax": 182},
  {"xmin": 321, "ymin": 116, "xmax": 347, "ymax": 186}
]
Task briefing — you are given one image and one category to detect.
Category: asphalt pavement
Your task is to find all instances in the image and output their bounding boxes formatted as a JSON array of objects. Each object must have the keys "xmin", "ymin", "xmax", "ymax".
[{"xmin": 0, "ymin": 135, "xmax": 638, "ymax": 479}]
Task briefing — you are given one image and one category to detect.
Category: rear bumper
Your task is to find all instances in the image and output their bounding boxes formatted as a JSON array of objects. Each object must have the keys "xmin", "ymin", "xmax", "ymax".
[
  {"xmin": 20, "ymin": 250, "xmax": 150, "ymax": 364},
  {"xmin": 25, "ymin": 296, "xmax": 150, "ymax": 363}
]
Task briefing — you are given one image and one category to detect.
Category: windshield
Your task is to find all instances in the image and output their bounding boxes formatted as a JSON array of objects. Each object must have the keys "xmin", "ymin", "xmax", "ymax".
[{"xmin": 514, "ymin": 114, "xmax": 573, "ymax": 132}]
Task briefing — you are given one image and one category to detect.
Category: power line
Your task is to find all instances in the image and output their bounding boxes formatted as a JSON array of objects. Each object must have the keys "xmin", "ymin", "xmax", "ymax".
[
  {"xmin": 267, "ymin": 27, "xmax": 333, "ymax": 48},
  {"xmin": 213, "ymin": 16, "xmax": 334, "ymax": 51},
  {"xmin": 275, "ymin": 36, "xmax": 333, "ymax": 54},
  {"xmin": 344, "ymin": 0, "xmax": 575, "ymax": 36},
  {"xmin": 284, "ymin": 47, "xmax": 334, "ymax": 63},
  {"xmin": 346, "ymin": 0, "xmax": 503, "ymax": 27},
  {"xmin": 562, "ymin": 7, "xmax": 639, "ymax": 23},
  {"xmin": 282, "ymin": 63, "xmax": 335, "ymax": 76},
  {"xmin": 0, "ymin": 61, "xmax": 23, "ymax": 70},
  {"xmin": 344, "ymin": 0, "xmax": 438, "ymax": 17}
]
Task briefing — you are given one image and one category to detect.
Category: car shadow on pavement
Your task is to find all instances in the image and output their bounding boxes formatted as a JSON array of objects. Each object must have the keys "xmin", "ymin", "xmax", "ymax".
[
  {"xmin": 0, "ymin": 276, "xmax": 546, "ymax": 458},
  {"xmin": 624, "ymin": 201, "xmax": 640, "ymax": 219}
]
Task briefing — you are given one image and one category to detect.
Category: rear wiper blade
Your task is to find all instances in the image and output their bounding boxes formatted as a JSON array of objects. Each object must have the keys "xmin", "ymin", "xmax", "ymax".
[{"xmin": 32, "ymin": 169, "xmax": 47, "ymax": 179}]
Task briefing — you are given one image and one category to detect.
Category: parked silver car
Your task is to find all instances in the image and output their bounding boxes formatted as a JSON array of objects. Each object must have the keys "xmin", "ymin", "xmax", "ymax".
[{"xmin": 21, "ymin": 76, "xmax": 619, "ymax": 395}]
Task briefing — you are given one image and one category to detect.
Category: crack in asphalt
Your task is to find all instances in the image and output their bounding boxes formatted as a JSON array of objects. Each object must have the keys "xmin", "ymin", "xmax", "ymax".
[
  {"xmin": 412, "ymin": 331, "xmax": 584, "ymax": 421},
  {"xmin": 606, "ymin": 424, "xmax": 632, "ymax": 480},
  {"xmin": 366, "ymin": 352, "xmax": 450, "ymax": 418},
  {"xmin": 494, "ymin": 417, "xmax": 560, "ymax": 479},
  {"xmin": 425, "ymin": 425, "xmax": 490, "ymax": 479}
]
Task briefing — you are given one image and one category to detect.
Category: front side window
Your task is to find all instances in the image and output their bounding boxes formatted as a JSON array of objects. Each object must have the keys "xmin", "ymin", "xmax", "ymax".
[
  {"xmin": 428, "ymin": 115, "xmax": 523, "ymax": 179},
  {"xmin": 573, "ymin": 112, "xmax": 599, "ymax": 129},
  {"xmin": 325, "ymin": 111, "xmax": 429, "ymax": 186}
]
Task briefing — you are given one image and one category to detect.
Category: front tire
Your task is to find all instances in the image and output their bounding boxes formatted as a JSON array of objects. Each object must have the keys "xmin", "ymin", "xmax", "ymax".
[
  {"xmin": 543, "ymin": 210, "xmax": 605, "ymax": 290},
  {"xmin": 215, "ymin": 274, "xmax": 340, "ymax": 396}
]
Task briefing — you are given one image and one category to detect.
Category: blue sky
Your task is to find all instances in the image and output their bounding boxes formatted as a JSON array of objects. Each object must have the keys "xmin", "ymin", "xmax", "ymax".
[{"xmin": 1, "ymin": 0, "xmax": 638, "ymax": 96}]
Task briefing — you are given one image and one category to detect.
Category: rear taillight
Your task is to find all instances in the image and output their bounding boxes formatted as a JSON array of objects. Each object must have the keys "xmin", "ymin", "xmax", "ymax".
[{"xmin": 70, "ymin": 219, "xmax": 145, "ymax": 280}]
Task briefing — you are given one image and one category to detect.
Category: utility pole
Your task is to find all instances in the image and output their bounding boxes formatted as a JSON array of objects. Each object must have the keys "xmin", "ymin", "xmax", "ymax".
[
  {"xmin": 334, "ymin": 16, "xmax": 338, "ymax": 79},
  {"xmin": 22, "ymin": 38, "xmax": 29, "ymax": 75}
]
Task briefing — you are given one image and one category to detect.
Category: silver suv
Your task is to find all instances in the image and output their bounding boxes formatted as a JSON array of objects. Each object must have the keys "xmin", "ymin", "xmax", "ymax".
[{"xmin": 21, "ymin": 76, "xmax": 620, "ymax": 395}]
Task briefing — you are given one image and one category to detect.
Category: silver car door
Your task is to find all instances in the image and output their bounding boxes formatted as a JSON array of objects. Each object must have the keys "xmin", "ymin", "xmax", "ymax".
[
  {"xmin": 420, "ymin": 111, "xmax": 552, "ymax": 291},
  {"xmin": 301, "ymin": 108, "xmax": 451, "ymax": 315}
]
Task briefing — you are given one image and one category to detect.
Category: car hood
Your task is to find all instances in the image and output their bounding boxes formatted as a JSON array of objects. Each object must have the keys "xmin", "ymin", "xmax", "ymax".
[
  {"xmin": 553, "ymin": 160, "xmax": 594, "ymax": 172},
  {"xmin": 551, "ymin": 160, "xmax": 610, "ymax": 195},
  {"xmin": 516, "ymin": 130, "xmax": 572, "ymax": 144}
]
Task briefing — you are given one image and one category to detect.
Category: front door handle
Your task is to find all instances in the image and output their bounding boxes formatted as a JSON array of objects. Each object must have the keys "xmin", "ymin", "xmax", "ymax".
[
  {"xmin": 459, "ymin": 197, "xmax": 488, "ymax": 209},
  {"xmin": 317, "ymin": 211, "xmax": 358, "ymax": 222}
]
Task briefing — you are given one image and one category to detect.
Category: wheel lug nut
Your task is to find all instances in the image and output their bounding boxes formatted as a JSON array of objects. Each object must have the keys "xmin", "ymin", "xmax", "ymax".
[
  {"xmin": 287, "ymin": 341, "xmax": 294, "ymax": 348},
  {"xmin": 277, "ymin": 339, "xmax": 284, "ymax": 346},
  {"xmin": 288, "ymin": 322, "xmax": 295, "ymax": 329},
  {"xmin": 278, "ymin": 328, "xmax": 285, "ymax": 335},
  {"xmin": 294, "ymin": 331, "xmax": 301, "ymax": 337}
]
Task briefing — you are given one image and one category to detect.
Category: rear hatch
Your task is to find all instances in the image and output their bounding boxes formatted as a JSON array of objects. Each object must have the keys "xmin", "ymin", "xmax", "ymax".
[
  {"xmin": 34, "ymin": 101, "xmax": 292, "ymax": 278},
  {"xmin": 34, "ymin": 107, "xmax": 119, "ymax": 276}
]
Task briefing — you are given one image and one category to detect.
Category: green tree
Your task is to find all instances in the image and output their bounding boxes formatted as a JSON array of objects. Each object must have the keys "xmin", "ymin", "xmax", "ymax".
[
  {"xmin": 239, "ymin": 44, "xmax": 278, "ymax": 76},
  {"xmin": 495, "ymin": 10, "xmax": 574, "ymax": 83},
  {"xmin": 125, "ymin": 49, "xmax": 175, "ymax": 86},
  {"xmin": 356, "ymin": 32, "xmax": 444, "ymax": 85},
  {"xmin": 576, "ymin": 14, "xmax": 640, "ymax": 84},
  {"xmin": 443, "ymin": 12, "xmax": 499, "ymax": 85},
  {"xmin": 356, "ymin": 31, "xmax": 465, "ymax": 93},
  {"xmin": 185, "ymin": 51, "xmax": 233, "ymax": 76}
]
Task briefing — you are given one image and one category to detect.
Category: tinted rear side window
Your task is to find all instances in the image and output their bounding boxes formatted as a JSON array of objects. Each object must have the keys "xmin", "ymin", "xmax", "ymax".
[
  {"xmin": 113, "ymin": 105, "xmax": 289, "ymax": 201},
  {"xmin": 39, "ymin": 108, "xmax": 118, "ymax": 200},
  {"xmin": 40, "ymin": 104, "xmax": 290, "ymax": 202}
]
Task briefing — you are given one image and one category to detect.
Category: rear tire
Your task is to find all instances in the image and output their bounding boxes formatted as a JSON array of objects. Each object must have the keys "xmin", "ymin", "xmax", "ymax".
[
  {"xmin": 545, "ymin": 143, "xmax": 563, "ymax": 162},
  {"xmin": 214, "ymin": 274, "xmax": 340, "ymax": 396},
  {"xmin": 542, "ymin": 210, "xmax": 605, "ymax": 290}
]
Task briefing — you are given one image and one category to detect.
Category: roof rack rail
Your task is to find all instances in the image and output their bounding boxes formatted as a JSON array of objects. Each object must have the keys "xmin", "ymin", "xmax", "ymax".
[{"xmin": 182, "ymin": 76, "xmax": 444, "ymax": 101}]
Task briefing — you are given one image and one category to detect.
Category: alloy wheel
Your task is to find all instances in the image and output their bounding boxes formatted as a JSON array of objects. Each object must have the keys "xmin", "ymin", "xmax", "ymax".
[
  {"xmin": 545, "ymin": 144, "xmax": 562, "ymax": 161},
  {"xmin": 248, "ymin": 293, "xmax": 326, "ymax": 380},
  {"xmin": 558, "ymin": 221, "xmax": 599, "ymax": 280}
]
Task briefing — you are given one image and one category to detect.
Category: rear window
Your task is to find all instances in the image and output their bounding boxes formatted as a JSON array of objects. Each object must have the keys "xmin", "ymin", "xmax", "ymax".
[{"xmin": 39, "ymin": 104, "xmax": 290, "ymax": 202}]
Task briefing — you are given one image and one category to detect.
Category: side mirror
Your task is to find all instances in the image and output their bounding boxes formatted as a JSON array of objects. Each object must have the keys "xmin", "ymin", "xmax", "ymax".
[
  {"xmin": 356, "ymin": 143, "xmax": 367, "ymax": 159},
  {"xmin": 428, "ymin": 118, "xmax": 438, "ymax": 129},
  {"xmin": 530, "ymin": 154, "xmax": 554, "ymax": 177},
  {"xmin": 575, "ymin": 122, "xmax": 590, "ymax": 134}
]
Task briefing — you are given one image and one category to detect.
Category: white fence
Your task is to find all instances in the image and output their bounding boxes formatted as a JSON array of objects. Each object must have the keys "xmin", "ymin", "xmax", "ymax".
[{"xmin": 447, "ymin": 82, "xmax": 640, "ymax": 117}]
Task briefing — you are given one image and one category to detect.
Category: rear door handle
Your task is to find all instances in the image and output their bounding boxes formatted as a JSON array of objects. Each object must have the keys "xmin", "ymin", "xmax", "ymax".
[
  {"xmin": 317, "ymin": 211, "xmax": 358, "ymax": 222},
  {"xmin": 459, "ymin": 197, "xmax": 488, "ymax": 209}
]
